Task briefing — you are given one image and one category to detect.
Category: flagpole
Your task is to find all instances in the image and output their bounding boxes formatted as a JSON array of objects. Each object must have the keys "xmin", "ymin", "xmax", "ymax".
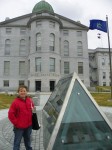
[{"xmin": 106, "ymin": 15, "xmax": 112, "ymax": 100}]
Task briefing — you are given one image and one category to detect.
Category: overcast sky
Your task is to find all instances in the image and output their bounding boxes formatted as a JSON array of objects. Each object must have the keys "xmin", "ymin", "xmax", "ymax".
[{"xmin": 0, "ymin": 0, "xmax": 112, "ymax": 49}]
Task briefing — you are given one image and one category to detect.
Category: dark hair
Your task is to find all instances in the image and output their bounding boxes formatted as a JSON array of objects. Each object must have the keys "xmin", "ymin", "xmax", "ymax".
[{"xmin": 17, "ymin": 85, "xmax": 28, "ymax": 92}]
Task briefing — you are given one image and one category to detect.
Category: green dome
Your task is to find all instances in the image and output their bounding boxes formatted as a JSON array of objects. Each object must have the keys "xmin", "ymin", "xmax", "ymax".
[{"xmin": 32, "ymin": 0, "xmax": 54, "ymax": 13}]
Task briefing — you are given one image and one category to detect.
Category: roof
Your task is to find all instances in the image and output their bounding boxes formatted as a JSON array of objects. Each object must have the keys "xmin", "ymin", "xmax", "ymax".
[{"xmin": 32, "ymin": 0, "xmax": 54, "ymax": 13}]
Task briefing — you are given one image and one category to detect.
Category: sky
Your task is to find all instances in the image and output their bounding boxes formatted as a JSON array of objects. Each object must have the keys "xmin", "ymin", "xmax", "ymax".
[{"xmin": 0, "ymin": 0, "xmax": 112, "ymax": 49}]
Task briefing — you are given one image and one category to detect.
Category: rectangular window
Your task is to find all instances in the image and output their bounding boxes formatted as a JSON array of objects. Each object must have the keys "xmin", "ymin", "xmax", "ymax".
[
  {"xmin": 4, "ymin": 61, "xmax": 10, "ymax": 75},
  {"xmin": 78, "ymin": 62, "xmax": 83, "ymax": 74},
  {"xmin": 77, "ymin": 45, "xmax": 83, "ymax": 56},
  {"xmin": 19, "ymin": 61, "xmax": 25, "ymax": 75},
  {"xmin": 5, "ymin": 45, "xmax": 10, "ymax": 55},
  {"xmin": 64, "ymin": 62, "xmax": 69, "ymax": 74},
  {"xmin": 103, "ymin": 72, "xmax": 106, "ymax": 79},
  {"xmin": 103, "ymin": 82, "xmax": 106, "ymax": 86},
  {"xmin": 49, "ymin": 21, "xmax": 55, "ymax": 28},
  {"xmin": 50, "ymin": 58, "xmax": 55, "ymax": 72},
  {"xmin": 6, "ymin": 28, "xmax": 11, "ymax": 34},
  {"xmin": 19, "ymin": 40, "xmax": 26, "ymax": 56},
  {"xmin": 20, "ymin": 27, "xmax": 26, "ymax": 34},
  {"xmin": 63, "ymin": 30, "xmax": 69, "ymax": 36},
  {"xmin": 35, "ymin": 57, "xmax": 41, "ymax": 72},
  {"xmin": 36, "ymin": 21, "xmax": 42, "ymax": 28},
  {"xmin": 102, "ymin": 58, "xmax": 105, "ymax": 65},
  {"xmin": 19, "ymin": 80, "xmax": 24, "ymax": 86},
  {"xmin": 50, "ymin": 46, "xmax": 54, "ymax": 51},
  {"xmin": 36, "ymin": 33, "xmax": 41, "ymax": 52},
  {"xmin": 77, "ymin": 31, "xmax": 82, "ymax": 36},
  {"xmin": 4, "ymin": 80, "xmax": 9, "ymax": 87}
]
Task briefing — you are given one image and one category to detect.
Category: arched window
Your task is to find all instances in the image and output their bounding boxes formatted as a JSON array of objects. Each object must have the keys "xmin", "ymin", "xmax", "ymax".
[
  {"xmin": 50, "ymin": 33, "xmax": 55, "ymax": 51},
  {"xmin": 36, "ymin": 33, "xmax": 41, "ymax": 51},
  {"xmin": 64, "ymin": 40, "xmax": 69, "ymax": 56},
  {"xmin": 19, "ymin": 39, "xmax": 26, "ymax": 55},
  {"xmin": 77, "ymin": 41, "xmax": 83, "ymax": 56},
  {"xmin": 5, "ymin": 39, "xmax": 11, "ymax": 55}
]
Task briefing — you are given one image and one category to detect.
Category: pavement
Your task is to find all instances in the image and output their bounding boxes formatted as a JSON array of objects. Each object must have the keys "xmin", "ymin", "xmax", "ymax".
[
  {"xmin": 0, "ymin": 108, "xmax": 44, "ymax": 150},
  {"xmin": 0, "ymin": 93, "xmax": 50, "ymax": 150},
  {"xmin": 0, "ymin": 92, "xmax": 112, "ymax": 150}
]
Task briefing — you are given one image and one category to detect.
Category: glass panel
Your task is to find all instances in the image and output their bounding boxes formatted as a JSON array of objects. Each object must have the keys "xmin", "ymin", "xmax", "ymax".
[
  {"xmin": 53, "ymin": 79, "xmax": 112, "ymax": 150},
  {"xmin": 42, "ymin": 75, "xmax": 72, "ymax": 148}
]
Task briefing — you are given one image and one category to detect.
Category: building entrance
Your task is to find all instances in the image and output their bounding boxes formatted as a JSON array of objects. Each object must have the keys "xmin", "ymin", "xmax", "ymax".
[
  {"xmin": 50, "ymin": 81, "xmax": 55, "ymax": 92},
  {"xmin": 35, "ymin": 81, "xmax": 41, "ymax": 92}
]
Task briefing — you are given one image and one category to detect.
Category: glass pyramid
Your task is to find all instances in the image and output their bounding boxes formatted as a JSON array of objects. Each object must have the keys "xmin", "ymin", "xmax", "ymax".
[{"xmin": 42, "ymin": 72, "xmax": 112, "ymax": 150}]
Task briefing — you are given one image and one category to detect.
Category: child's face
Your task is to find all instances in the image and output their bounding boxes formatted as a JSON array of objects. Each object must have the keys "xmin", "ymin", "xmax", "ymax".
[{"xmin": 18, "ymin": 88, "xmax": 27, "ymax": 99}]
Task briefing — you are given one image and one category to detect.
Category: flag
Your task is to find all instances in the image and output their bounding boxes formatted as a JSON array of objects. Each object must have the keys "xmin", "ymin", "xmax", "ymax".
[{"xmin": 89, "ymin": 19, "xmax": 107, "ymax": 33}]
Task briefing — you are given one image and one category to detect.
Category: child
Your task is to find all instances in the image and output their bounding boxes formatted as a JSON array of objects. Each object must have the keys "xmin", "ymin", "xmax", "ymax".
[{"xmin": 8, "ymin": 85, "xmax": 34, "ymax": 150}]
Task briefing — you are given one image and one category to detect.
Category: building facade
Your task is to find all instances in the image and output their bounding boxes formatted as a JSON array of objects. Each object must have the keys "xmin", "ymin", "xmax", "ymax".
[
  {"xmin": 89, "ymin": 48, "xmax": 112, "ymax": 86},
  {"xmin": 0, "ymin": 0, "xmax": 90, "ymax": 92}
]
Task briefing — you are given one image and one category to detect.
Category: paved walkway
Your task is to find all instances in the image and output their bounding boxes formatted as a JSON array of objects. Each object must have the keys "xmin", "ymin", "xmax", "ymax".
[
  {"xmin": 0, "ymin": 106, "xmax": 112, "ymax": 150},
  {"xmin": 0, "ymin": 109, "xmax": 44, "ymax": 150}
]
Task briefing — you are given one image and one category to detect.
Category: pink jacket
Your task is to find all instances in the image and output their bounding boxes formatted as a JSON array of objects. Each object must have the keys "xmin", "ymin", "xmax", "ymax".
[{"xmin": 8, "ymin": 96, "xmax": 34, "ymax": 129}]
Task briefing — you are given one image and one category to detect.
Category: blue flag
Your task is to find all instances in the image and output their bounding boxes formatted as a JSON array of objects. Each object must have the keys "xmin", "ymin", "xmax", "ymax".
[{"xmin": 89, "ymin": 19, "xmax": 107, "ymax": 33}]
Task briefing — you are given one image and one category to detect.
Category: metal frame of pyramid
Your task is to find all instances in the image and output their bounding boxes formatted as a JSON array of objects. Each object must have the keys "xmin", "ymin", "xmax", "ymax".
[{"xmin": 42, "ymin": 72, "xmax": 112, "ymax": 150}]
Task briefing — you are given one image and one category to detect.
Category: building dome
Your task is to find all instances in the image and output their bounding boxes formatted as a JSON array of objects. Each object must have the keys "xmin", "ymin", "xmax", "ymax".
[{"xmin": 32, "ymin": 0, "xmax": 54, "ymax": 13}]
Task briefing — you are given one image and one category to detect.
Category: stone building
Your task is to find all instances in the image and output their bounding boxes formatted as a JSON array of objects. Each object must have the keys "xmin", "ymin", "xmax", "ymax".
[
  {"xmin": 0, "ymin": 0, "xmax": 90, "ymax": 92},
  {"xmin": 89, "ymin": 48, "xmax": 112, "ymax": 86}
]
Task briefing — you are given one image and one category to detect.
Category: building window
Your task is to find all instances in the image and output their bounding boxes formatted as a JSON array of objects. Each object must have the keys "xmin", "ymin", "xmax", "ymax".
[
  {"xmin": 50, "ymin": 33, "xmax": 55, "ymax": 51},
  {"xmin": 103, "ymin": 72, "xmax": 106, "ymax": 79},
  {"xmin": 4, "ymin": 80, "xmax": 9, "ymax": 87},
  {"xmin": 5, "ymin": 39, "xmax": 11, "ymax": 55},
  {"xmin": 78, "ymin": 62, "xmax": 83, "ymax": 74},
  {"xmin": 19, "ymin": 80, "xmax": 24, "ymax": 86},
  {"xmin": 102, "ymin": 58, "xmax": 105, "ymax": 65},
  {"xmin": 77, "ymin": 31, "xmax": 82, "ymax": 36},
  {"xmin": 103, "ymin": 82, "xmax": 106, "ymax": 86},
  {"xmin": 20, "ymin": 27, "xmax": 26, "ymax": 34},
  {"xmin": 19, "ymin": 61, "xmax": 25, "ymax": 75},
  {"xmin": 6, "ymin": 28, "xmax": 11, "ymax": 34},
  {"xmin": 49, "ymin": 21, "xmax": 55, "ymax": 28},
  {"xmin": 4, "ymin": 61, "xmax": 10, "ymax": 75},
  {"xmin": 35, "ymin": 57, "xmax": 41, "ymax": 72},
  {"xmin": 36, "ymin": 33, "xmax": 41, "ymax": 51},
  {"xmin": 36, "ymin": 21, "xmax": 41, "ymax": 28},
  {"xmin": 19, "ymin": 39, "xmax": 26, "ymax": 55},
  {"xmin": 64, "ymin": 62, "xmax": 69, "ymax": 74},
  {"xmin": 64, "ymin": 40, "xmax": 69, "ymax": 56},
  {"xmin": 50, "ymin": 58, "xmax": 55, "ymax": 72},
  {"xmin": 63, "ymin": 30, "xmax": 69, "ymax": 36},
  {"xmin": 77, "ymin": 41, "xmax": 83, "ymax": 56}
]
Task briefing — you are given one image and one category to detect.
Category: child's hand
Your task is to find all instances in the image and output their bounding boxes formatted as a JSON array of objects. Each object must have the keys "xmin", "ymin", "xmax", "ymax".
[{"xmin": 32, "ymin": 106, "xmax": 36, "ymax": 113}]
